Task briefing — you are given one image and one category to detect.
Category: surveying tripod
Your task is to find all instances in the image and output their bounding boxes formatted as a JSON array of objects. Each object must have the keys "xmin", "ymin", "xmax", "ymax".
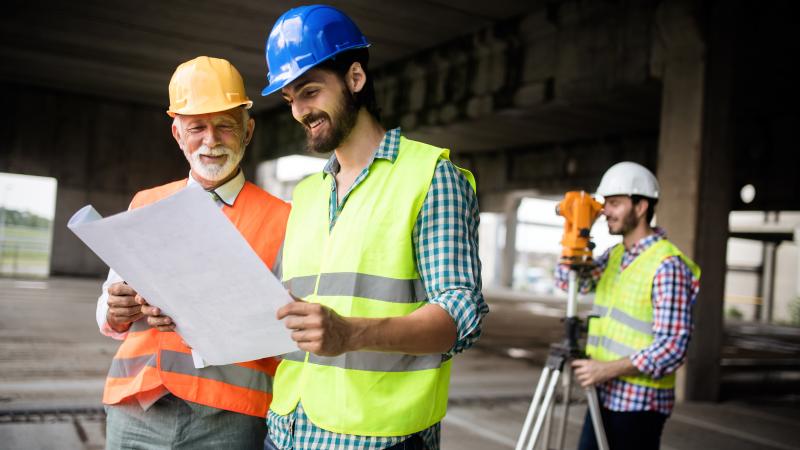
[
  {"xmin": 515, "ymin": 270, "xmax": 609, "ymax": 450},
  {"xmin": 515, "ymin": 191, "xmax": 608, "ymax": 450}
]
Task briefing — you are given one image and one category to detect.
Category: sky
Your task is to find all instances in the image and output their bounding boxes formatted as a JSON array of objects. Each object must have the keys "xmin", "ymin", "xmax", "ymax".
[{"xmin": 0, "ymin": 172, "xmax": 58, "ymax": 220}]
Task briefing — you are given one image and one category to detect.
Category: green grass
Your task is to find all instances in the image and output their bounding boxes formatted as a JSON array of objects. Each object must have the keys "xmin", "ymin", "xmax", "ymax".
[
  {"xmin": 1, "ymin": 225, "xmax": 51, "ymax": 239},
  {"xmin": 0, "ymin": 225, "xmax": 51, "ymax": 275}
]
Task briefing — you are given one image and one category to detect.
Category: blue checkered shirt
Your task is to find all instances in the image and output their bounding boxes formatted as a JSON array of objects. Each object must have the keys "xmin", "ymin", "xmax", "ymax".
[{"xmin": 267, "ymin": 128, "xmax": 487, "ymax": 449}]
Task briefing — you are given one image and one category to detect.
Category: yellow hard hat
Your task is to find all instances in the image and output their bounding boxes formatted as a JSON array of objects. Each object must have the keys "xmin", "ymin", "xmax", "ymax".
[{"xmin": 167, "ymin": 56, "xmax": 253, "ymax": 117}]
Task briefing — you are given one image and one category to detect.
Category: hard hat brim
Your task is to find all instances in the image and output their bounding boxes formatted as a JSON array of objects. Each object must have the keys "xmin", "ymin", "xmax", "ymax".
[
  {"xmin": 166, "ymin": 100, "xmax": 253, "ymax": 118},
  {"xmin": 260, "ymin": 43, "xmax": 370, "ymax": 96}
]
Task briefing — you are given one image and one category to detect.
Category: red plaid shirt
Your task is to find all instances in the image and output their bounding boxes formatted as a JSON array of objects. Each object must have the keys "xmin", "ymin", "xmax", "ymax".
[{"xmin": 555, "ymin": 228, "xmax": 700, "ymax": 415}]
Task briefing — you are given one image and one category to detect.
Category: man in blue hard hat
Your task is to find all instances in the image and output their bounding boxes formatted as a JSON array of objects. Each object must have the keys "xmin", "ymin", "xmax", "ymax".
[{"xmin": 260, "ymin": 5, "xmax": 487, "ymax": 450}]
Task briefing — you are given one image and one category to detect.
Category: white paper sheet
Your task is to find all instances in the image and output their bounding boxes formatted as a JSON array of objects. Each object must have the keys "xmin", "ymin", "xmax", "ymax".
[{"xmin": 68, "ymin": 185, "xmax": 296, "ymax": 366}]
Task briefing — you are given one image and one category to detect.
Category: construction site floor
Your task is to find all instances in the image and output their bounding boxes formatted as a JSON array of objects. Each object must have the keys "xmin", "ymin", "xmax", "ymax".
[{"xmin": 1, "ymin": 277, "xmax": 798, "ymax": 450}]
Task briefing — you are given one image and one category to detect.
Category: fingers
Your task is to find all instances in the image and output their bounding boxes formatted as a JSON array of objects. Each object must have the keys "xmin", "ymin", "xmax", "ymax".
[
  {"xmin": 108, "ymin": 282, "xmax": 137, "ymax": 297},
  {"xmin": 277, "ymin": 301, "xmax": 320, "ymax": 320},
  {"xmin": 107, "ymin": 293, "xmax": 139, "ymax": 308},
  {"xmin": 291, "ymin": 328, "xmax": 323, "ymax": 343},
  {"xmin": 106, "ymin": 287, "xmax": 143, "ymax": 327},
  {"xmin": 283, "ymin": 314, "xmax": 323, "ymax": 331},
  {"xmin": 138, "ymin": 302, "xmax": 175, "ymax": 331},
  {"xmin": 296, "ymin": 341, "xmax": 323, "ymax": 354},
  {"xmin": 107, "ymin": 284, "xmax": 173, "ymax": 333},
  {"xmin": 108, "ymin": 303, "xmax": 142, "ymax": 317},
  {"xmin": 146, "ymin": 314, "xmax": 175, "ymax": 332},
  {"xmin": 571, "ymin": 359, "xmax": 594, "ymax": 387},
  {"xmin": 140, "ymin": 303, "xmax": 161, "ymax": 317}
]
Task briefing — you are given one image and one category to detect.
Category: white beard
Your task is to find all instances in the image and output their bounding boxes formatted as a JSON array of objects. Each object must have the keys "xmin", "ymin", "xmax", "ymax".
[{"xmin": 189, "ymin": 145, "xmax": 243, "ymax": 182}]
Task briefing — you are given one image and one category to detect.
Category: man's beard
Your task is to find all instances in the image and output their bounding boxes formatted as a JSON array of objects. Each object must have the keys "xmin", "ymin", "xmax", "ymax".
[
  {"xmin": 189, "ymin": 144, "xmax": 244, "ymax": 182},
  {"xmin": 608, "ymin": 208, "xmax": 638, "ymax": 236},
  {"xmin": 304, "ymin": 88, "xmax": 359, "ymax": 154}
]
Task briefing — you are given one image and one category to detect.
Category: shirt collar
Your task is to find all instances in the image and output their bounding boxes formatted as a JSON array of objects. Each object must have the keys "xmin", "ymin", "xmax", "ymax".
[
  {"xmin": 628, "ymin": 226, "xmax": 667, "ymax": 256},
  {"xmin": 322, "ymin": 127, "xmax": 402, "ymax": 177},
  {"xmin": 187, "ymin": 169, "xmax": 245, "ymax": 207}
]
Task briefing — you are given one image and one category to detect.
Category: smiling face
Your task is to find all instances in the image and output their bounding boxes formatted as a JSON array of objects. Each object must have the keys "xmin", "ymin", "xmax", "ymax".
[
  {"xmin": 602, "ymin": 195, "xmax": 640, "ymax": 235},
  {"xmin": 172, "ymin": 108, "xmax": 254, "ymax": 188},
  {"xmin": 280, "ymin": 68, "xmax": 359, "ymax": 154}
]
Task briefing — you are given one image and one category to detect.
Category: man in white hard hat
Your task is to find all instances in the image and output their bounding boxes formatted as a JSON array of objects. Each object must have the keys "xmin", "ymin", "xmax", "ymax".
[
  {"xmin": 555, "ymin": 161, "xmax": 701, "ymax": 450},
  {"xmin": 95, "ymin": 56, "xmax": 290, "ymax": 449}
]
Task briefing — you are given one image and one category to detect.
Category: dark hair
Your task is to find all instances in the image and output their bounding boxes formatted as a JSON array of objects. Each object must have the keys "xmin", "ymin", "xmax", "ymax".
[
  {"xmin": 316, "ymin": 48, "xmax": 381, "ymax": 121},
  {"xmin": 631, "ymin": 195, "xmax": 658, "ymax": 224}
]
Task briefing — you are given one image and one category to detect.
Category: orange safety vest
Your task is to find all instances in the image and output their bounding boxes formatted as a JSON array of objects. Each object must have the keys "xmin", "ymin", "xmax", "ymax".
[{"xmin": 102, "ymin": 179, "xmax": 290, "ymax": 418}]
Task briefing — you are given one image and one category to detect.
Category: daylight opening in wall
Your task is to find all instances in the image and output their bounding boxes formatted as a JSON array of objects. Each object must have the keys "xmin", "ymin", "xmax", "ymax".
[
  {"xmin": 0, "ymin": 173, "xmax": 57, "ymax": 278},
  {"xmin": 257, "ymin": 155, "xmax": 328, "ymax": 201}
]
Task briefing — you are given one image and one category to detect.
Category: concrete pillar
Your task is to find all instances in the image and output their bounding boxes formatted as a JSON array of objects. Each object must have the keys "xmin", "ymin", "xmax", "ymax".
[
  {"xmin": 653, "ymin": 0, "xmax": 740, "ymax": 402},
  {"xmin": 50, "ymin": 187, "xmax": 130, "ymax": 277},
  {"xmin": 500, "ymin": 195, "xmax": 521, "ymax": 288},
  {"xmin": 760, "ymin": 242, "xmax": 777, "ymax": 323},
  {"xmin": 796, "ymin": 228, "xmax": 800, "ymax": 301}
]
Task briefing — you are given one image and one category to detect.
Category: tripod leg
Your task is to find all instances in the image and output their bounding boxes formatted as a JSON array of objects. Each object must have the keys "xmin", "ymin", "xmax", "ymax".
[
  {"xmin": 585, "ymin": 386, "xmax": 610, "ymax": 450},
  {"xmin": 526, "ymin": 369, "xmax": 561, "ymax": 450},
  {"xmin": 516, "ymin": 367, "xmax": 552, "ymax": 450},
  {"xmin": 542, "ymin": 397, "xmax": 554, "ymax": 450},
  {"xmin": 554, "ymin": 365, "xmax": 573, "ymax": 450}
]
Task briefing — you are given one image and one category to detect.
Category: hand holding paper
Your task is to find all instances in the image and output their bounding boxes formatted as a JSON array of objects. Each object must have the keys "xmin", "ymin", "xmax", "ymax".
[{"xmin": 68, "ymin": 185, "xmax": 296, "ymax": 366}]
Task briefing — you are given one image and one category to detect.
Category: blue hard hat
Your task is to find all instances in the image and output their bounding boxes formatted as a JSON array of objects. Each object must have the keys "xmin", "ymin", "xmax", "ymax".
[{"xmin": 261, "ymin": 5, "xmax": 370, "ymax": 96}]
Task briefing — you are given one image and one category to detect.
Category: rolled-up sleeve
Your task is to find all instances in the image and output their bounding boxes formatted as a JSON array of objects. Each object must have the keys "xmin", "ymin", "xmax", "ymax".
[
  {"xmin": 413, "ymin": 159, "xmax": 488, "ymax": 355},
  {"xmin": 554, "ymin": 249, "xmax": 610, "ymax": 295}
]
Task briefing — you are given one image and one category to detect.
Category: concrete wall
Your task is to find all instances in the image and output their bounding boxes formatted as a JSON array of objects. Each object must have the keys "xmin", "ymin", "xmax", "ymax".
[{"xmin": 0, "ymin": 84, "xmax": 185, "ymax": 275}]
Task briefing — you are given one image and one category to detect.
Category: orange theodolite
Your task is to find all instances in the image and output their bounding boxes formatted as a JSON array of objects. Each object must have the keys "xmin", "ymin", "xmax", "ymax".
[
  {"xmin": 517, "ymin": 191, "xmax": 610, "ymax": 450},
  {"xmin": 555, "ymin": 191, "xmax": 603, "ymax": 266}
]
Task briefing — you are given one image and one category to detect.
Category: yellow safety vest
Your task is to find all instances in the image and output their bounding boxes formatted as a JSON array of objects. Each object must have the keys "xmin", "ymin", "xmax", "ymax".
[
  {"xmin": 586, "ymin": 239, "xmax": 700, "ymax": 389},
  {"xmin": 272, "ymin": 136, "xmax": 475, "ymax": 436}
]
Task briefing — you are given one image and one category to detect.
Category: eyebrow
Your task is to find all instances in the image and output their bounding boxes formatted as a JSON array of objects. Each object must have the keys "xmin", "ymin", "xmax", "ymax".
[{"xmin": 284, "ymin": 75, "xmax": 326, "ymax": 96}]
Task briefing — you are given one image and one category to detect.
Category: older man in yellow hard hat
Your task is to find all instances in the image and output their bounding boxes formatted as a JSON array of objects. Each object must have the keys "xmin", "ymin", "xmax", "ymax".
[{"xmin": 94, "ymin": 56, "xmax": 290, "ymax": 449}]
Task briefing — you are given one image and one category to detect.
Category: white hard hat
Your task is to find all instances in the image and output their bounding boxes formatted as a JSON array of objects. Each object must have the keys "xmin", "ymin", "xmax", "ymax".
[{"xmin": 596, "ymin": 162, "xmax": 660, "ymax": 199}]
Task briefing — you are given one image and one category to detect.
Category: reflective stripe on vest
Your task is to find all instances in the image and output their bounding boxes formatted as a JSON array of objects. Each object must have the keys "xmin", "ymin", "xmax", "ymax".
[
  {"xmin": 285, "ymin": 273, "xmax": 426, "ymax": 303},
  {"xmin": 108, "ymin": 354, "xmax": 157, "ymax": 378},
  {"xmin": 102, "ymin": 179, "xmax": 289, "ymax": 417},
  {"xmin": 592, "ymin": 305, "xmax": 653, "ymax": 336},
  {"xmin": 281, "ymin": 350, "xmax": 448, "ymax": 372},
  {"xmin": 587, "ymin": 239, "xmax": 700, "ymax": 390},
  {"xmin": 274, "ymin": 136, "xmax": 476, "ymax": 436},
  {"xmin": 129, "ymin": 318, "xmax": 150, "ymax": 332}
]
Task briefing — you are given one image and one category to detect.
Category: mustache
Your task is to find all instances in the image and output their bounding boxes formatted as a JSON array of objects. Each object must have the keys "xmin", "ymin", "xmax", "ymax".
[{"xmin": 196, "ymin": 145, "xmax": 233, "ymax": 157}]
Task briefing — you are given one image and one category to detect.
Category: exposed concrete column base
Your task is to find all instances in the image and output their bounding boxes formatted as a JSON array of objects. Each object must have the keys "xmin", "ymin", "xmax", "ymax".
[
  {"xmin": 653, "ymin": 0, "xmax": 740, "ymax": 402},
  {"xmin": 500, "ymin": 195, "xmax": 522, "ymax": 288}
]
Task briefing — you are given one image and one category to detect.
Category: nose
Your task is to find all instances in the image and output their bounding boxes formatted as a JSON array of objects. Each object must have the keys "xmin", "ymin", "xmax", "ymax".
[
  {"xmin": 202, "ymin": 125, "xmax": 221, "ymax": 148},
  {"xmin": 291, "ymin": 100, "xmax": 310, "ymax": 123}
]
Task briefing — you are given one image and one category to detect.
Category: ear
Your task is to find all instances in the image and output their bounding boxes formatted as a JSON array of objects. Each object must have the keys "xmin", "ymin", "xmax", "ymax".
[
  {"xmin": 345, "ymin": 62, "xmax": 367, "ymax": 94},
  {"xmin": 634, "ymin": 198, "xmax": 649, "ymax": 220},
  {"xmin": 171, "ymin": 119, "xmax": 184, "ymax": 150},
  {"xmin": 243, "ymin": 117, "xmax": 255, "ymax": 146}
]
